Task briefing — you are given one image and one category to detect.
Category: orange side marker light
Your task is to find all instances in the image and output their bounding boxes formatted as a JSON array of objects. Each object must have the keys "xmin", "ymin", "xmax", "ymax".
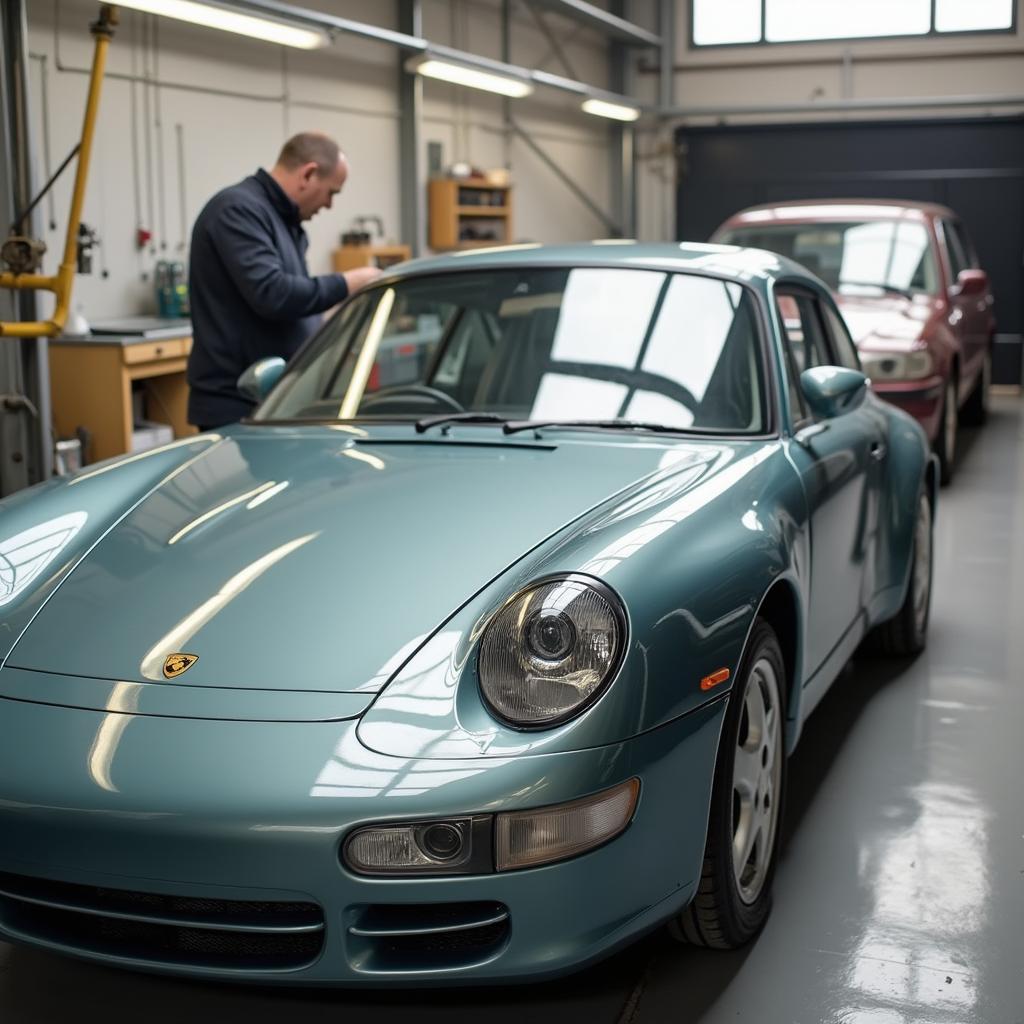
[{"xmin": 700, "ymin": 667, "xmax": 730, "ymax": 691}]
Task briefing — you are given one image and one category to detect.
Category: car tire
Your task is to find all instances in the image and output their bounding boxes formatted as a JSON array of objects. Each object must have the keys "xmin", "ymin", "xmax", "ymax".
[
  {"xmin": 935, "ymin": 377, "xmax": 957, "ymax": 486},
  {"xmin": 669, "ymin": 620, "xmax": 787, "ymax": 949},
  {"xmin": 872, "ymin": 489, "xmax": 933, "ymax": 658},
  {"xmin": 959, "ymin": 349, "xmax": 990, "ymax": 427}
]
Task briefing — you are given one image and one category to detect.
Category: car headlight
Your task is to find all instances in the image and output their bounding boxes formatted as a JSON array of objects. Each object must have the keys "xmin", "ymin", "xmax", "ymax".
[
  {"xmin": 478, "ymin": 575, "xmax": 626, "ymax": 728},
  {"xmin": 860, "ymin": 349, "xmax": 934, "ymax": 381}
]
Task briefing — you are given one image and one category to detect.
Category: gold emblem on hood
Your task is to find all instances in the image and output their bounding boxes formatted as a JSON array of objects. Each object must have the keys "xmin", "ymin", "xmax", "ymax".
[{"xmin": 163, "ymin": 653, "xmax": 198, "ymax": 679}]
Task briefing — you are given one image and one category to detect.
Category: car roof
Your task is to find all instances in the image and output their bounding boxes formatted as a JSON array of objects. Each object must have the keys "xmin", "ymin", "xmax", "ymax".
[
  {"xmin": 720, "ymin": 198, "xmax": 956, "ymax": 226},
  {"xmin": 381, "ymin": 241, "xmax": 817, "ymax": 286}
]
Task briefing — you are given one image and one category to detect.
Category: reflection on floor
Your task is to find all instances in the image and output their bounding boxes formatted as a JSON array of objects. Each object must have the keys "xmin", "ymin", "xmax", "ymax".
[{"xmin": 1, "ymin": 396, "xmax": 1022, "ymax": 1024}]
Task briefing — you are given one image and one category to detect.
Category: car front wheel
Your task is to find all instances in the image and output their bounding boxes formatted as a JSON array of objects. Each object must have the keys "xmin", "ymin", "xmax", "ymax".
[{"xmin": 670, "ymin": 620, "xmax": 787, "ymax": 948}]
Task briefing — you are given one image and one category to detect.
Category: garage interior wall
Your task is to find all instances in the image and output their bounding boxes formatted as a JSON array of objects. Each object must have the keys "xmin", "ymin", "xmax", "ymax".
[
  {"xmin": 633, "ymin": 0, "xmax": 1024, "ymax": 242},
  {"xmin": 25, "ymin": 0, "xmax": 616, "ymax": 322}
]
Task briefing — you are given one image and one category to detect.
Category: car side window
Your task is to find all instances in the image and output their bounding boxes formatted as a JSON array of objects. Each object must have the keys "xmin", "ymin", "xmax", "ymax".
[
  {"xmin": 822, "ymin": 305, "xmax": 861, "ymax": 371},
  {"xmin": 950, "ymin": 220, "xmax": 978, "ymax": 269},
  {"xmin": 776, "ymin": 291, "xmax": 831, "ymax": 424},
  {"xmin": 942, "ymin": 219, "xmax": 968, "ymax": 279}
]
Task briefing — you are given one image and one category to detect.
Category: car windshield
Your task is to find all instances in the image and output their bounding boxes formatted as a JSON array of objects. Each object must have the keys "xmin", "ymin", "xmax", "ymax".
[
  {"xmin": 254, "ymin": 267, "xmax": 768, "ymax": 434},
  {"xmin": 720, "ymin": 220, "xmax": 939, "ymax": 297}
]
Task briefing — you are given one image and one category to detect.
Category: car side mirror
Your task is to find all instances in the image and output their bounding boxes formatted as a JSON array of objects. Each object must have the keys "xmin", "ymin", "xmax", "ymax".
[
  {"xmin": 952, "ymin": 268, "xmax": 988, "ymax": 298},
  {"xmin": 799, "ymin": 366, "xmax": 868, "ymax": 420},
  {"xmin": 237, "ymin": 357, "xmax": 286, "ymax": 402}
]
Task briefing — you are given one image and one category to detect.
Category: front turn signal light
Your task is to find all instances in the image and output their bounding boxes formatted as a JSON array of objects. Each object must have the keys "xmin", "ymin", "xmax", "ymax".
[{"xmin": 495, "ymin": 778, "xmax": 640, "ymax": 871}]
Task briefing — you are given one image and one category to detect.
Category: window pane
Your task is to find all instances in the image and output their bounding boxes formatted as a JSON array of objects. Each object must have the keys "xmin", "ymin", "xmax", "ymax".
[
  {"xmin": 824, "ymin": 306, "xmax": 860, "ymax": 371},
  {"xmin": 693, "ymin": 0, "xmax": 761, "ymax": 45},
  {"xmin": 935, "ymin": 0, "xmax": 1013, "ymax": 31},
  {"xmin": 943, "ymin": 221, "xmax": 968, "ymax": 278},
  {"xmin": 722, "ymin": 220, "xmax": 938, "ymax": 296},
  {"xmin": 766, "ymin": 0, "xmax": 930, "ymax": 41},
  {"xmin": 550, "ymin": 269, "xmax": 665, "ymax": 369},
  {"xmin": 259, "ymin": 268, "xmax": 766, "ymax": 434}
]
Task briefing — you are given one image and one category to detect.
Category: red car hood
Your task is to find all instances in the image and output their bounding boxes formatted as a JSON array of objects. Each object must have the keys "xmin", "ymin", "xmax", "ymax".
[{"xmin": 835, "ymin": 293, "xmax": 937, "ymax": 353}]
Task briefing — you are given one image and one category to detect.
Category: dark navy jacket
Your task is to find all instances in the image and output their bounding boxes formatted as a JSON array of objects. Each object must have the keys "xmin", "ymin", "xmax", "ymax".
[{"xmin": 186, "ymin": 169, "xmax": 349, "ymax": 427}]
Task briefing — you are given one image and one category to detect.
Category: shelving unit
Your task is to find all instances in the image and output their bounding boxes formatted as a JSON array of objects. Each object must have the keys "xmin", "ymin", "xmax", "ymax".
[
  {"xmin": 428, "ymin": 178, "xmax": 513, "ymax": 251},
  {"xmin": 332, "ymin": 243, "xmax": 411, "ymax": 273}
]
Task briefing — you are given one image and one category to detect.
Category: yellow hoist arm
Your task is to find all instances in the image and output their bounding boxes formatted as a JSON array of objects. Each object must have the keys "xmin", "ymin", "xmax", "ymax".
[{"xmin": 0, "ymin": 4, "xmax": 117, "ymax": 338}]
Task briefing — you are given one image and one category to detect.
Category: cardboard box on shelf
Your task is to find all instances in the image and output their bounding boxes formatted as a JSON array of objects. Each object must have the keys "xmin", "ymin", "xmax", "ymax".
[{"xmin": 131, "ymin": 420, "xmax": 174, "ymax": 454}]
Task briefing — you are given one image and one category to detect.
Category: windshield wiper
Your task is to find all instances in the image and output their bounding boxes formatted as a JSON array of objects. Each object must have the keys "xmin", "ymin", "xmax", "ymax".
[
  {"xmin": 415, "ymin": 412, "xmax": 509, "ymax": 433},
  {"xmin": 502, "ymin": 419, "xmax": 695, "ymax": 436},
  {"xmin": 840, "ymin": 280, "xmax": 913, "ymax": 299}
]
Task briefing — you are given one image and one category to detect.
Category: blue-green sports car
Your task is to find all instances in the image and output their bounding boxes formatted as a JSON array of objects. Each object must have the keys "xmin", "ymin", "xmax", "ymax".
[{"xmin": 0, "ymin": 243, "xmax": 936, "ymax": 984}]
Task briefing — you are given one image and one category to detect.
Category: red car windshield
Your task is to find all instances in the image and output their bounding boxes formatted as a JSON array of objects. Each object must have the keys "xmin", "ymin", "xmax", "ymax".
[{"xmin": 719, "ymin": 220, "xmax": 939, "ymax": 297}]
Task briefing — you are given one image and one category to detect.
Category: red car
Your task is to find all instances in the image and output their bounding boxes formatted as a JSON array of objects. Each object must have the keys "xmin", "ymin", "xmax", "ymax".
[{"xmin": 712, "ymin": 200, "xmax": 996, "ymax": 483}]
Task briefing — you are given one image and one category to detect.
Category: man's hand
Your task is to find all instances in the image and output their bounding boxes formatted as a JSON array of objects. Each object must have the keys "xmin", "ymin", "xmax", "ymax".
[{"xmin": 342, "ymin": 266, "xmax": 384, "ymax": 294}]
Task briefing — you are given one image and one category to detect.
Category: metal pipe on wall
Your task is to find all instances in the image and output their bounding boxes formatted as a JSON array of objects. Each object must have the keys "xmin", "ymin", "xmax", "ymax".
[
  {"xmin": 0, "ymin": 0, "xmax": 51, "ymax": 487},
  {"xmin": 398, "ymin": 0, "xmax": 425, "ymax": 258}
]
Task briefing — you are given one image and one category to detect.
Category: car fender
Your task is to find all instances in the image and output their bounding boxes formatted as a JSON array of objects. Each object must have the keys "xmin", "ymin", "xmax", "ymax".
[
  {"xmin": 357, "ymin": 441, "xmax": 812, "ymax": 761},
  {"xmin": 869, "ymin": 406, "xmax": 936, "ymax": 628}
]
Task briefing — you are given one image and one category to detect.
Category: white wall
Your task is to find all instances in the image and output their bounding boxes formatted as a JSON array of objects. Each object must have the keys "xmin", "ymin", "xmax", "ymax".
[
  {"xmin": 29, "ymin": 0, "xmax": 1018, "ymax": 300},
  {"xmin": 25, "ymin": 0, "xmax": 618, "ymax": 321},
  {"xmin": 634, "ymin": 0, "xmax": 1024, "ymax": 240}
]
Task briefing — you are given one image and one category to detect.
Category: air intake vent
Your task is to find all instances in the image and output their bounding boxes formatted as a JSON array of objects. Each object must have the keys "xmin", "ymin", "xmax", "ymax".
[
  {"xmin": 347, "ymin": 901, "xmax": 509, "ymax": 972},
  {"xmin": 0, "ymin": 871, "xmax": 324, "ymax": 972}
]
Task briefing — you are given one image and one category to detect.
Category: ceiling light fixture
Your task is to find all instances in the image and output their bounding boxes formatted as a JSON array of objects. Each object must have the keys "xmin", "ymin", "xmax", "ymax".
[
  {"xmin": 114, "ymin": 0, "xmax": 329, "ymax": 50},
  {"xmin": 406, "ymin": 55, "xmax": 533, "ymax": 98},
  {"xmin": 581, "ymin": 98, "xmax": 641, "ymax": 122}
]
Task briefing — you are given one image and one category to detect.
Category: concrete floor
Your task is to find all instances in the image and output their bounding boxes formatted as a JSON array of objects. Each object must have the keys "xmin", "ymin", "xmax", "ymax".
[{"xmin": 1, "ymin": 395, "xmax": 1021, "ymax": 1024}]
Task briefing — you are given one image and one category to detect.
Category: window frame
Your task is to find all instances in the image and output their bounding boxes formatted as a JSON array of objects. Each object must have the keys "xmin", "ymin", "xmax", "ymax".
[
  {"xmin": 690, "ymin": 0, "xmax": 1017, "ymax": 50},
  {"xmin": 938, "ymin": 217, "xmax": 971, "ymax": 283},
  {"xmin": 251, "ymin": 264, "xmax": 783, "ymax": 439},
  {"xmin": 775, "ymin": 284, "xmax": 849, "ymax": 428}
]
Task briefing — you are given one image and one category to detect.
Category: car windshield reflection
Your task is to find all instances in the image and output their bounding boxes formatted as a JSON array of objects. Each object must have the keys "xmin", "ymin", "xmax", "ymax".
[
  {"xmin": 253, "ymin": 268, "xmax": 768, "ymax": 435},
  {"xmin": 721, "ymin": 219, "xmax": 939, "ymax": 297}
]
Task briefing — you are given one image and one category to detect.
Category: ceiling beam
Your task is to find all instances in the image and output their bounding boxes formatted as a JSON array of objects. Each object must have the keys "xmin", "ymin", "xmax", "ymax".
[
  {"xmin": 218, "ymin": 0, "xmax": 649, "ymax": 111},
  {"xmin": 527, "ymin": 0, "xmax": 661, "ymax": 47}
]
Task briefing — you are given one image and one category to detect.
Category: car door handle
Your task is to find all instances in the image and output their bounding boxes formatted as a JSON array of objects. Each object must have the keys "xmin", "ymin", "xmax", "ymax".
[{"xmin": 870, "ymin": 441, "xmax": 887, "ymax": 462}]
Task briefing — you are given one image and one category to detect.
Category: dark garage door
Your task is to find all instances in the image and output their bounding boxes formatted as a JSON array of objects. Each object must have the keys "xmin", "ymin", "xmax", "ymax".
[{"xmin": 675, "ymin": 116, "xmax": 1024, "ymax": 385}]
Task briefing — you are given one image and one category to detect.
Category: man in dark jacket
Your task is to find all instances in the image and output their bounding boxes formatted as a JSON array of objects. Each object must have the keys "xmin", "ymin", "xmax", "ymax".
[{"xmin": 186, "ymin": 132, "xmax": 380, "ymax": 429}]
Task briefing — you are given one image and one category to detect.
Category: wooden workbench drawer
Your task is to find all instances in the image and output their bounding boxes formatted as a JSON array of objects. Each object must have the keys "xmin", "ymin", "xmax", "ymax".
[{"xmin": 121, "ymin": 338, "xmax": 189, "ymax": 364}]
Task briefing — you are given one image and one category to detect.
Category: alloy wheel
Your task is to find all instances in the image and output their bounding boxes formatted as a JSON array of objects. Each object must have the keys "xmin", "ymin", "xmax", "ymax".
[{"xmin": 731, "ymin": 657, "xmax": 783, "ymax": 905}]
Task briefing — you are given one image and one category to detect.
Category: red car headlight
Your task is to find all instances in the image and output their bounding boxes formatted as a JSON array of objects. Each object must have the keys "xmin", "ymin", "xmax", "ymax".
[{"xmin": 860, "ymin": 349, "xmax": 934, "ymax": 382}]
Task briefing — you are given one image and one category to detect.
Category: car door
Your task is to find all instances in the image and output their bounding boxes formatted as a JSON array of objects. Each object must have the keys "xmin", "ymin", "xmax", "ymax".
[
  {"xmin": 778, "ymin": 287, "xmax": 885, "ymax": 677},
  {"xmin": 940, "ymin": 217, "xmax": 988, "ymax": 396}
]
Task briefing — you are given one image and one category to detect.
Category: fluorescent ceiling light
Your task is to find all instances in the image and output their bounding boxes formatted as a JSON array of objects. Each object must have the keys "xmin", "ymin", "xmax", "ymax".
[
  {"xmin": 582, "ymin": 98, "xmax": 641, "ymax": 122},
  {"xmin": 115, "ymin": 0, "xmax": 329, "ymax": 49},
  {"xmin": 407, "ymin": 56, "xmax": 533, "ymax": 98}
]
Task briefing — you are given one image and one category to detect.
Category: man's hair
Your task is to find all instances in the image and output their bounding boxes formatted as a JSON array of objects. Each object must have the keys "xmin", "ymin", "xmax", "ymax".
[{"xmin": 276, "ymin": 132, "xmax": 343, "ymax": 175}]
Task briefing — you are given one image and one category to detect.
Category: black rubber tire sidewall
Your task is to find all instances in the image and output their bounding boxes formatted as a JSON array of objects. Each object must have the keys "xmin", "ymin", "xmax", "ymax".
[{"xmin": 681, "ymin": 620, "xmax": 788, "ymax": 947}]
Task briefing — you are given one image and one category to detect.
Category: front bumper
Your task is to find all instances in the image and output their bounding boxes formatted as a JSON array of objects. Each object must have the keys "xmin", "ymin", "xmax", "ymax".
[
  {"xmin": 0, "ymin": 691, "xmax": 725, "ymax": 985},
  {"xmin": 871, "ymin": 376, "xmax": 944, "ymax": 442}
]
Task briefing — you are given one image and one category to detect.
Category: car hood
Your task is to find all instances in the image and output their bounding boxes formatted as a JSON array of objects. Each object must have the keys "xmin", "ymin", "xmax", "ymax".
[
  {"xmin": 836, "ymin": 293, "xmax": 937, "ymax": 351},
  {"xmin": 7, "ymin": 428, "xmax": 715, "ymax": 694}
]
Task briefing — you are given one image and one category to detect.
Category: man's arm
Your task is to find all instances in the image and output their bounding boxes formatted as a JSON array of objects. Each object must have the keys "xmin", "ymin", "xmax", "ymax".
[{"xmin": 209, "ymin": 202, "xmax": 348, "ymax": 320}]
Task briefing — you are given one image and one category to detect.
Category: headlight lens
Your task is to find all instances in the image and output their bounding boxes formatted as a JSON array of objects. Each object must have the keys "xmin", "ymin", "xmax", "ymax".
[
  {"xmin": 860, "ymin": 348, "xmax": 934, "ymax": 381},
  {"xmin": 479, "ymin": 576, "xmax": 625, "ymax": 727}
]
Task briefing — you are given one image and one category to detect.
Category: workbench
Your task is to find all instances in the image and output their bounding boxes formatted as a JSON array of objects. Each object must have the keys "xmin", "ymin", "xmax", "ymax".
[{"xmin": 49, "ymin": 332, "xmax": 197, "ymax": 462}]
